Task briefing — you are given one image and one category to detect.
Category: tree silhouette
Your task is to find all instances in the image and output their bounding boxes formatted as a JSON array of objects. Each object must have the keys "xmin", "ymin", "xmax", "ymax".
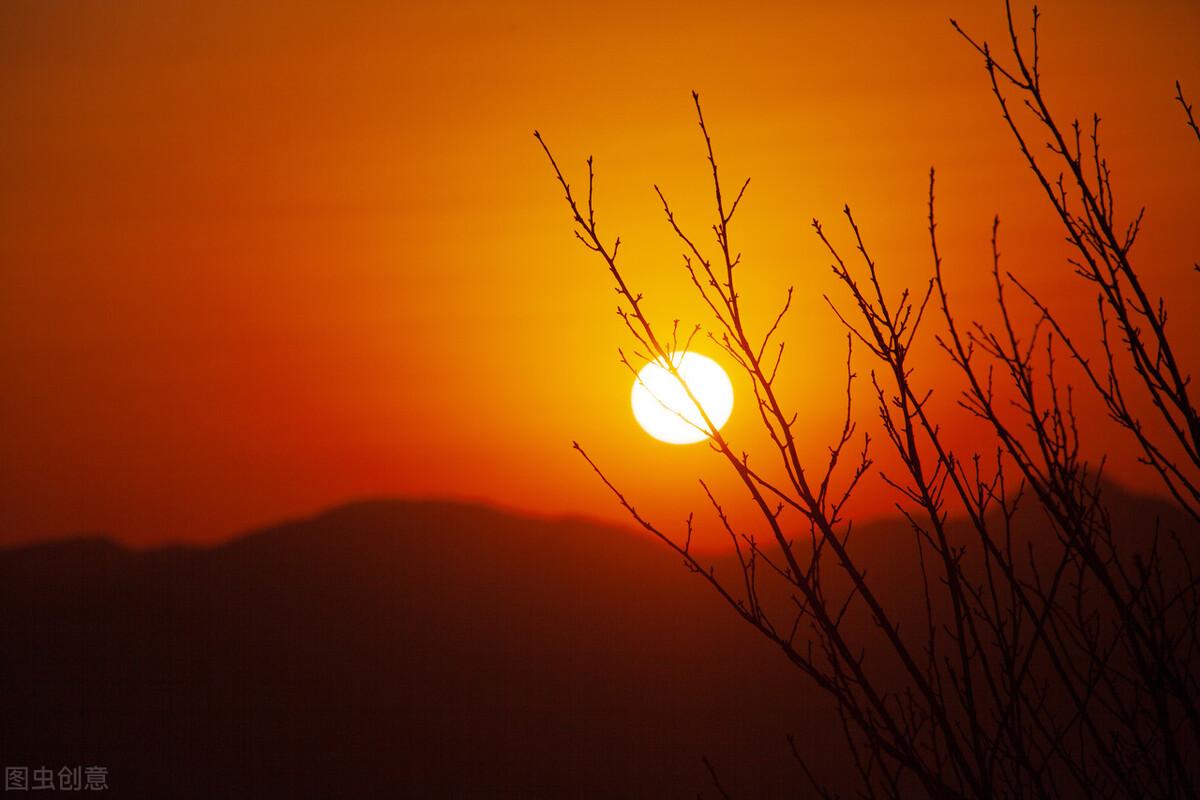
[{"xmin": 538, "ymin": 3, "xmax": 1199, "ymax": 797}]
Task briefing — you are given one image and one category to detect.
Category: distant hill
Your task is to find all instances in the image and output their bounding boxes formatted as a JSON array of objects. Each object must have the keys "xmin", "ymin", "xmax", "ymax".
[
  {"xmin": 1, "ymin": 490, "xmax": 1192, "ymax": 797},
  {"xmin": 0, "ymin": 501, "xmax": 832, "ymax": 798}
]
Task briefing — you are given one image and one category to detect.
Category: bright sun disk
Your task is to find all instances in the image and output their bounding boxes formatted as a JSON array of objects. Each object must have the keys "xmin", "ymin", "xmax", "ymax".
[{"xmin": 631, "ymin": 352, "xmax": 734, "ymax": 444}]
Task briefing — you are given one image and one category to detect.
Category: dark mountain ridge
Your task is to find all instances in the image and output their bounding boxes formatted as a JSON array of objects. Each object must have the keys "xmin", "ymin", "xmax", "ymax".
[
  {"xmin": 1, "ymin": 490, "xmax": 1192, "ymax": 797},
  {"xmin": 0, "ymin": 501, "xmax": 825, "ymax": 798}
]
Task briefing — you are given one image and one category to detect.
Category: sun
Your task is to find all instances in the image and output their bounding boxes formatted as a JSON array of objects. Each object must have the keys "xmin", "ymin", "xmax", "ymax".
[{"xmin": 631, "ymin": 352, "xmax": 734, "ymax": 444}]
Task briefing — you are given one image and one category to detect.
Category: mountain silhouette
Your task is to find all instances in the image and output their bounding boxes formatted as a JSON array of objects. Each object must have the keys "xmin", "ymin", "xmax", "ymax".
[
  {"xmin": 0, "ymin": 501, "xmax": 837, "ymax": 797},
  {"xmin": 1, "ymin": 490, "xmax": 1192, "ymax": 797}
]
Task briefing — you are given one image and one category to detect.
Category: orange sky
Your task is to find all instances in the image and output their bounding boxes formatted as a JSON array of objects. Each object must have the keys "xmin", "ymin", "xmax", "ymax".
[{"xmin": 2, "ymin": 0, "xmax": 1198, "ymax": 547}]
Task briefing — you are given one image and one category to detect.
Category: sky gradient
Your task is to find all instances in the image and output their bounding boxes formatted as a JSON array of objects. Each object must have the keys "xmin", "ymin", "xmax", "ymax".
[{"xmin": 2, "ymin": 0, "xmax": 1198, "ymax": 546}]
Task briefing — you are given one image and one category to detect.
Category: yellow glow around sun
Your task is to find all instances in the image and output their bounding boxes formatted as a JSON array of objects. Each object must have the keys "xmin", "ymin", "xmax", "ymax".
[{"xmin": 631, "ymin": 352, "xmax": 734, "ymax": 444}]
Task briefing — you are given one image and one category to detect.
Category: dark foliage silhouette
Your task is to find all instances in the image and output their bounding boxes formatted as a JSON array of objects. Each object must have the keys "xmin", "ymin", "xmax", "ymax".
[{"xmin": 538, "ymin": 3, "xmax": 1200, "ymax": 797}]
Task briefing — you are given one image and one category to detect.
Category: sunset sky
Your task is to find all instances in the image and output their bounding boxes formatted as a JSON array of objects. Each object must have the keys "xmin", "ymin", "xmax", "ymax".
[{"xmin": 2, "ymin": 0, "xmax": 1198, "ymax": 547}]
